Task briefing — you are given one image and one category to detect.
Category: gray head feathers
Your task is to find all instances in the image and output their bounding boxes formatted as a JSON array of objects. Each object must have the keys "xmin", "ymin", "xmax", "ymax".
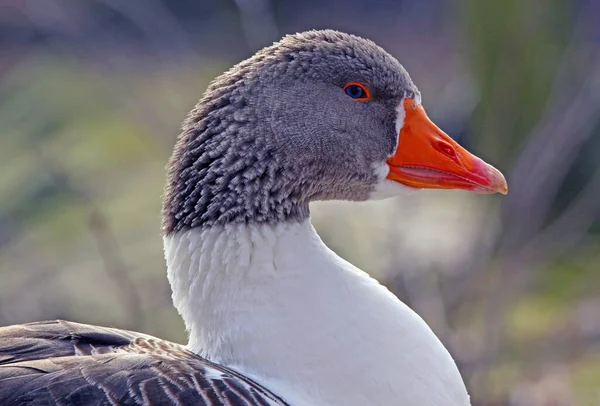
[{"xmin": 162, "ymin": 30, "xmax": 419, "ymax": 234}]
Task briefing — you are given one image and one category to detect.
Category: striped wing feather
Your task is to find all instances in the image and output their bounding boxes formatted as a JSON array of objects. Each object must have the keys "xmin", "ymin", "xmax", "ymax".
[{"xmin": 0, "ymin": 320, "xmax": 288, "ymax": 406}]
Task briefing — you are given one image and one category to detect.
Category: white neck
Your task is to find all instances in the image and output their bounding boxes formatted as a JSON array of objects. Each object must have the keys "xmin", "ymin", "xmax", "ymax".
[{"xmin": 164, "ymin": 220, "xmax": 470, "ymax": 406}]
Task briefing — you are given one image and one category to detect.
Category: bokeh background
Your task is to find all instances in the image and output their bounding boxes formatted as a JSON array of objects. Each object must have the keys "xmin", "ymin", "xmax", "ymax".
[{"xmin": 1, "ymin": 1, "xmax": 599, "ymax": 404}]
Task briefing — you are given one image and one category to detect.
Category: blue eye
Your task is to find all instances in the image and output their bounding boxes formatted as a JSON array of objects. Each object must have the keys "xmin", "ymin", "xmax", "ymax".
[
  {"xmin": 345, "ymin": 85, "xmax": 365, "ymax": 98},
  {"xmin": 343, "ymin": 82, "xmax": 370, "ymax": 100}
]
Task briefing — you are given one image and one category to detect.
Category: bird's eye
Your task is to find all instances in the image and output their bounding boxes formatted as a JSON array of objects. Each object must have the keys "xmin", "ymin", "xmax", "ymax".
[{"xmin": 343, "ymin": 82, "xmax": 371, "ymax": 100}]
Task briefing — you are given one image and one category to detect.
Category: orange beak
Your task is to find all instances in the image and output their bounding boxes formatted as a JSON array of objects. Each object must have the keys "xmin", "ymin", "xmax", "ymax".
[{"xmin": 387, "ymin": 99, "xmax": 507, "ymax": 195}]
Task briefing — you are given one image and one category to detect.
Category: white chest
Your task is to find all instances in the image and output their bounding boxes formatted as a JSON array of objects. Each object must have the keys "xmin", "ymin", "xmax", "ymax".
[{"xmin": 164, "ymin": 221, "xmax": 470, "ymax": 406}]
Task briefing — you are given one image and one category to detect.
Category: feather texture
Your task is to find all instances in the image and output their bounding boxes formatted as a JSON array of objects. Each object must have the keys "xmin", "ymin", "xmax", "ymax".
[{"xmin": 0, "ymin": 320, "xmax": 289, "ymax": 406}]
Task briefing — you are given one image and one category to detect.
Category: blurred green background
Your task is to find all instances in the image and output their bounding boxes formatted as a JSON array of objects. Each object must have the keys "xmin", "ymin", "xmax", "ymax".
[{"xmin": 1, "ymin": 1, "xmax": 599, "ymax": 404}]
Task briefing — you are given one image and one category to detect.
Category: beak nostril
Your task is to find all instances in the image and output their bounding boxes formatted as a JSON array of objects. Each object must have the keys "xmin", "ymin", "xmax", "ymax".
[{"xmin": 438, "ymin": 141, "xmax": 457, "ymax": 159}]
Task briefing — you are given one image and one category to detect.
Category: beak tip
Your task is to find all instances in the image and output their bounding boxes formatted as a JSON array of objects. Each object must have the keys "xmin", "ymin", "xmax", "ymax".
[{"xmin": 486, "ymin": 164, "xmax": 508, "ymax": 195}]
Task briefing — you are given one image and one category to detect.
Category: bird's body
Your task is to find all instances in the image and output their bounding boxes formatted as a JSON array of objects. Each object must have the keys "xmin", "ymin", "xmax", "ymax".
[{"xmin": 0, "ymin": 30, "xmax": 507, "ymax": 405}]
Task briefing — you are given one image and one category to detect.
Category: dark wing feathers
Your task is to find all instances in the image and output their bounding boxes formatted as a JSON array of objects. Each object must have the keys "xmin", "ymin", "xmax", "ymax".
[{"xmin": 0, "ymin": 320, "xmax": 289, "ymax": 406}]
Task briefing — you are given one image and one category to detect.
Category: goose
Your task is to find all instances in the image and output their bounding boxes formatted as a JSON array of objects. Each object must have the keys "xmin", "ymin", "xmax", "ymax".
[{"xmin": 0, "ymin": 30, "xmax": 507, "ymax": 406}]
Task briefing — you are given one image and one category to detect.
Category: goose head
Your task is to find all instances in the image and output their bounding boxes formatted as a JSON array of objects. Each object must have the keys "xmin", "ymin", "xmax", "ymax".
[{"xmin": 162, "ymin": 30, "xmax": 507, "ymax": 233}]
